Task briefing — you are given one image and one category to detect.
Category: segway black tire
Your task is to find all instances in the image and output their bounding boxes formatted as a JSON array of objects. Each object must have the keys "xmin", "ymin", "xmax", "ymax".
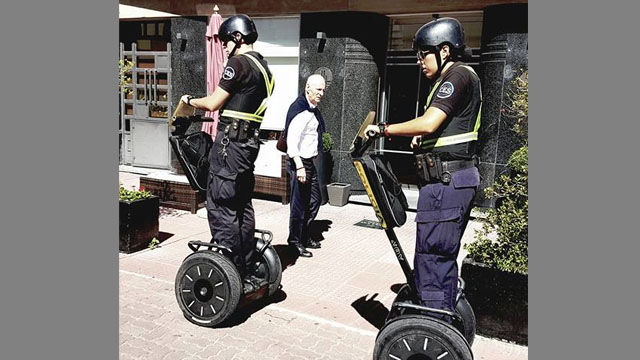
[
  {"xmin": 175, "ymin": 250, "xmax": 241, "ymax": 327},
  {"xmin": 373, "ymin": 315, "xmax": 473, "ymax": 360},
  {"xmin": 455, "ymin": 295, "xmax": 476, "ymax": 346}
]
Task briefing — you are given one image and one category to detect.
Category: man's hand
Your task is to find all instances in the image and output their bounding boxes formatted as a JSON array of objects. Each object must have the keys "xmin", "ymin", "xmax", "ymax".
[
  {"xmin": 411, "ymin": 135, "xmax": 422, "ymax": 149},
  {"xmin": 296, "ymin": 168, "xmax": 306, "ymax": 183}
]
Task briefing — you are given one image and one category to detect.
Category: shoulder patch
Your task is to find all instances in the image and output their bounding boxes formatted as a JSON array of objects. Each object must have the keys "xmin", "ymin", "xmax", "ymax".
[
  {"xmin": 436, "ymin": 81, "xmax": 454, "ymax": 99},
  {"xmin": 222, "ymin": 66, "xmax": 235, "ymax": 80}
]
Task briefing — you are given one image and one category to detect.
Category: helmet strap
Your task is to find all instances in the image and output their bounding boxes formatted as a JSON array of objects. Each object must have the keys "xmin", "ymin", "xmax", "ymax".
[
  {"xmin": 434, "ymin": 45, "xmax": 452, "ymax": 79},
  {"xmin": 228, "ymin": 33, "xmax": 244, "ymax": 57}
]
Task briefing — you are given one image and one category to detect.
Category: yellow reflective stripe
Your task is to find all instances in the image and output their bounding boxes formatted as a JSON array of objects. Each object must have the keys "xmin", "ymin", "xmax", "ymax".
[
  {"xmin": 460, "ymin": 65, "xmax": 483, "ymax": 134},
  {"xmin": 420, "ymin": 65, "xmax": 483, "ymax": 150},
  {"xmin": 242, "ymin": 54, "xmax": 273, "ymax": 97},
  {"xmin": 241, "ymin": 53, "xmax": 274, "ymax": 117},
  {"xmin": 473, "ymin": 106, "xmax": 482, "ymax": 133},
  {"xmin": 424, "ymin": 79, "xmax": 442, "ymax": 112},
  {"xmin": 353, "ymin": 160, "xmax": 387, "ymax": 229},
  {"xmin": 254, "ymin": 98, "xmax": 269, "ymax": 116},
  {"xmin": 220, "ymin": 110, "xmax": 263, "ymax": 123},
  {"xmin": 419, "ymin": 131, "xmax": 478, "ymax": 149}
]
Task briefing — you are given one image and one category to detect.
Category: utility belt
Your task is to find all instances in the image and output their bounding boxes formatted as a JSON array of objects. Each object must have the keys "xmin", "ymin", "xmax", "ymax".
[
  {"xmin": 415, "ymin": 153, "xmax": 478, "ymax": 185},
  {"xmin": 217, "ymin": 117, "xmax": 261, "ymax": 142}
]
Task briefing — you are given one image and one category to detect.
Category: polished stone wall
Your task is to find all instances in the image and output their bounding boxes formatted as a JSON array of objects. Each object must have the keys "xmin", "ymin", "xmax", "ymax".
[
  {"xmin": 299, "ymin": 12, "xmax": 389, "ymax": 191},
  {"xmin": 476, "ymin": 3, "xmax": 528, "ymax": 207},
  {"xmin": 169, "ymin": 16, "xmax": 208, "ymax": 173}
]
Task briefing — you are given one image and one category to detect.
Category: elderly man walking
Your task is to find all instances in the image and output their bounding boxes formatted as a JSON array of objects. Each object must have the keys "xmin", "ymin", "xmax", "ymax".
[{"xmin": 285, "ymin": 74, "xmax": 326, "ymax": 258}]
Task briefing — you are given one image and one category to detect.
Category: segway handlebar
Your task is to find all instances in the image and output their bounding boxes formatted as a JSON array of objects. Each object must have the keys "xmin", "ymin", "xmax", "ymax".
[{"xmin": 350, "ymin": 129, "xmax": 380, "ymax": 158}]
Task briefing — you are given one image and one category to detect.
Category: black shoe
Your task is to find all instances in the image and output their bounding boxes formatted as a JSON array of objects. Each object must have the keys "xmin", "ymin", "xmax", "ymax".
[
  {"xmin": 305, "ymin": 240, "xmax": 321, "ymax": 249},
  {"xmin": 290, "ymin": 243, "xmax": 312, "ymax": 257}
]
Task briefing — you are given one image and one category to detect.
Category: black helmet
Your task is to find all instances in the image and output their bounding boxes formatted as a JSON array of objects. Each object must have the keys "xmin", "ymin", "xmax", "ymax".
[
  {"xmin": 219, "ymin": 14, "xmax": 258, "ymax": 45},
  {"xmin": 413, "ymin": 17, "xmax": 465, "ymax": 53}
]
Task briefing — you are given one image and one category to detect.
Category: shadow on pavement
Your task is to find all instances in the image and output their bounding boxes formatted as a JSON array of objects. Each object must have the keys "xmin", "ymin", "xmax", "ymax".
[
  {"xmin": 351, "ymin": 284, "xmax": 408, "ymax": 330},
  {"xmin": 215, "ymin": 289, "xmax": 288, "ymax": 328},
  {"xmin": 271, "ymin": 219, "xmax": 332, "ymax": 271},
  {"xmin": 309, "ymin": 219, "xmax": 332, "ymax": 242},
  {"xmin": 273, "ymin": 244, "xmax": 301, "ymax": 270},
  {"xmin": 351, "ymin": 293, "xmax": 389, "ymax": 330},
  {"xmin": 157, "ymin": 231, "xmax": 174, "ymax": 244}
]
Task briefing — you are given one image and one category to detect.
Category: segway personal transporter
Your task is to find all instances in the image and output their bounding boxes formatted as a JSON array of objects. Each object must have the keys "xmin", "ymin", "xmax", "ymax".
[
  {"xmin": 168, "ymin": 103, "xmax": 282, "ymax": 327},
  {"xmin": 350, "ymin": 112, "xmax": 476, "ymax": 360}
]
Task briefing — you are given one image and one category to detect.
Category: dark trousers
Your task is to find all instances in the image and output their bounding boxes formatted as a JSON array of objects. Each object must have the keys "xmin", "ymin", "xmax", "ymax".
[
  {"xmin": 207, "ymin": 130, "xmax": 260, "ymax": 277},
  {"xmin": 414, "ymin": 167, "xmax": 479, "ymax": 315},
  {"xmin": 287, "ymin": 157, "xmax": 321, "ymax": 245}
]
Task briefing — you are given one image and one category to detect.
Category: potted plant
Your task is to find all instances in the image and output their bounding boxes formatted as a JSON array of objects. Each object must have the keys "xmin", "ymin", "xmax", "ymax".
[
  {"xmin": 462, "ymin": 70, "xmax": 528, "ymax": 344},
  {"xmin": 320, "ymin": 132, "xmax": 351, "ymax": 206},
  {"xmin": 119, "ymin": 185, "xmax": 159, "ymax": 253}
]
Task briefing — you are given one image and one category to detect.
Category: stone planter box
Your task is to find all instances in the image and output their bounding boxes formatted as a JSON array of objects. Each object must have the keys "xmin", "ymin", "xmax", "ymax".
[
  {"xmin": 326, "ymin": 182, "xmax": 351, "ymax": 207},
  {"xmin": 119, "ymin": 196, "xmax": 159, "ymax": 253},
  {"xmin": 461, "ymin": 257, "xmax": 528, "ymax": 344}
]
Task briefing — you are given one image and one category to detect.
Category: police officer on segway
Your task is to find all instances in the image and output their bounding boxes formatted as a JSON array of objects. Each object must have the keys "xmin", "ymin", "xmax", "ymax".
[
  {"xmin": 366, "ymin": 17, "xmax": 482, "ymax": 320},
  {"xmin": 180, "ymin": 14, "xmax": 275, "ymax": 292}
]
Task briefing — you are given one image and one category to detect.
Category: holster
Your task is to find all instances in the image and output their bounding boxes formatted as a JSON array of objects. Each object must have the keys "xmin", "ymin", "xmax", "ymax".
[
  {"xmin": 218, "ymin": 118, "xmax": 260, "ymax": 142},
  {"xmin": 415, "ymin": 153, "xmax": 478, "ymax": 186},
  {"xmin": 416, "ymin": 153, "xmax": 443, "ymax": 186}
]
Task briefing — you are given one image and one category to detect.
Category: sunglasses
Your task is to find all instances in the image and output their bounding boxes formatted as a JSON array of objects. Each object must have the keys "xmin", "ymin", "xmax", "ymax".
[{"xmin": 416, "ymin": 50, "xmax": 434, "ymax": 60}]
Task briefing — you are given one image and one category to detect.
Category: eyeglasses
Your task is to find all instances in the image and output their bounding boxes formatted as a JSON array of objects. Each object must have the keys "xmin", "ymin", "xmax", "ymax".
[{"xmin": 416, "ymin": 50, "xmax": 433, "ymax": 61}]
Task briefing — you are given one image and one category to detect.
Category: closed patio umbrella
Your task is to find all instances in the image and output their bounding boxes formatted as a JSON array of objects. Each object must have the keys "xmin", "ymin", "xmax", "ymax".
[{"xmin": 201, "ymin": 7, "xmax": 226, "ymax": 140}]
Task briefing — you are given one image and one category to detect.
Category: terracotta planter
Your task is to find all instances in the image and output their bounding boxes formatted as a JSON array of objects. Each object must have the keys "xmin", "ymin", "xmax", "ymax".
[
  {"xmin": 461, "ymin": 256, "xmax": 528, "ymax": 344},
  {"xmin": 119, "ymin": 196, "xmax": 159, "ymax": 253}
]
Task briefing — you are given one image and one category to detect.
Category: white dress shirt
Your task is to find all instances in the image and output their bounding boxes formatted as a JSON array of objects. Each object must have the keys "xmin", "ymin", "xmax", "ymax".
[{"xmin": 286, "ymin": 99, "xmax": 319, "ymax": 159}]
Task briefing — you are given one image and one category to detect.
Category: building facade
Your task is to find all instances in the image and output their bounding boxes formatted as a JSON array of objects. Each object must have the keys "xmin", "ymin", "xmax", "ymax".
[{"xmin": 119, "ymin": 1, "xmax": 528, "ymax": 207}]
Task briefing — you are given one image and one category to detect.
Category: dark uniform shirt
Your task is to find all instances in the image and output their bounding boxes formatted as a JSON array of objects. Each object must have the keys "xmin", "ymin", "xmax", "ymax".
[
  {"xmin": 218, "ymin": 51, "xmax": 272, "ymax": 118},
  {"xmin": 424, "ymin": 62, "xmax": 482, "ymax": 161}
]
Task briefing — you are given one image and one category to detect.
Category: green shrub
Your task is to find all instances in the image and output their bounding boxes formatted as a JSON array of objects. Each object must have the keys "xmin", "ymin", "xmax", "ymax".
[
  {"xmin": 465, "ymin": 70, "xmax": 528, "ymax": 274},
  {"xmin": 148, "ymin": 237, "xmax": 160, "ymax": 249},
  {"xmin": 118, "ymin": 59, "xmax": 134, "ymax": 96},
  {"xmin": 119, "ymin": 186, "xmax": 153, "ymax": 202},
  {"xmin": 322, "ymin": 132, "xmax": 334, "ymax": 152}
]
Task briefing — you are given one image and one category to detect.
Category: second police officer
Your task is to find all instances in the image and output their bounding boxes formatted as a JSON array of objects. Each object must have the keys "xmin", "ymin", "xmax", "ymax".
[
  {"xmin": 180, "ymin": 14, "xmax": 274, "ymax": 292},
  {"xmin": 366, "ymin": 17, "xmax": 483, "ymax": 319}
]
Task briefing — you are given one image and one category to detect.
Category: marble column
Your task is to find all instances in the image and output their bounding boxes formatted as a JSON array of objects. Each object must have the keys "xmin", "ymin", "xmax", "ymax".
[
  {"xmin": 169, "ymin": 16, "xmax": 208, "ymax": 174},
  {"xmin": 477, "ymin": 3, "xmax": 528, "ymax": 207},
  {"xmin": 298, "ymin": 12, "xmax": 389, "ymax": 192}
]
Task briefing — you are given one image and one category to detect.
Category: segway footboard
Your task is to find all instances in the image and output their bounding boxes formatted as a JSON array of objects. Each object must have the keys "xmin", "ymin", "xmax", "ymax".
[{"xmin": 387, "ymin": 282, "xmax": 476, "ymax": 346}]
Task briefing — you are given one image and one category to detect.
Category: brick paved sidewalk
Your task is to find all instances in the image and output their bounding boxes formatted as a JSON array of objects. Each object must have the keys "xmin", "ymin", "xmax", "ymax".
[{"xmin": 119, "ymin": 171, "xmax": 528, "ymax": 360}]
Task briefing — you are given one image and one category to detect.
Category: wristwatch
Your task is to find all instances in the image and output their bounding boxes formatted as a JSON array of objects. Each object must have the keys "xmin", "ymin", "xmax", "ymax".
[{"xmin": 378, "ymin": 123, "xmax": 390, "ymax": 137}]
